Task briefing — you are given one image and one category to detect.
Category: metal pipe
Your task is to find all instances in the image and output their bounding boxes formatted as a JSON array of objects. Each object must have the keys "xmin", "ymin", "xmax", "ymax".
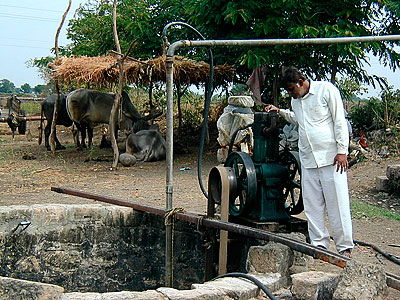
[
  {"xmin": 51, "ymin": 186, "xmax": 400, "ymax": 291},
  {"xmin": 165, "ymin": 56, "xmax": 175, "ymax": 287},
  {"xmin": 0, "ymin": 116, "xmax": 45, "ymax": 122},
  {"xmin": 167, "ymin": 35, "xmax": 400, "ymax": 56}
]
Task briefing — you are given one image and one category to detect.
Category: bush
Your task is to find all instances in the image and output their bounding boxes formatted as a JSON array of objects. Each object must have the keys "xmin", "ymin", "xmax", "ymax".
[
  {"xmin": 349, "ymin": 98, "xmax": 382, "ymax": 131},
  {"xmin": 349, "ymin": 87, "xmax": 400, "ymax": 131},
  {"xmin": 21, "ymin": 101, "xmax": 41, "ymax": 115}
]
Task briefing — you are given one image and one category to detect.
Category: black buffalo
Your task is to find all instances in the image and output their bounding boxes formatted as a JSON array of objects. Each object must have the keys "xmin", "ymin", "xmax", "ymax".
[
  {"xmin": 39, "ymin": 94, "xmax": 90, "ymax": 151},
  {"xmin": 124, "ymin": 126, "xmax": 166, "ymax": 162},
  {"xmin": 66, "ymin": 89, "xmax": 147, "ymax": 148}
]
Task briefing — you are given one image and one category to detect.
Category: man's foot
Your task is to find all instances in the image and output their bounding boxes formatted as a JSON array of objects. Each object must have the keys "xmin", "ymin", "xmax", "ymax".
[{"xmin": 339, "ymin": 248, "xmax": 352, "ymax": 258}]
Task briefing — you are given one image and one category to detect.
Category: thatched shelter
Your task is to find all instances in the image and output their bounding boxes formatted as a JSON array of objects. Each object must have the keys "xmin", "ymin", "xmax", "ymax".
[{"xmin": 51, "ymin": 55, "xmax": 235, "ymax": 88}]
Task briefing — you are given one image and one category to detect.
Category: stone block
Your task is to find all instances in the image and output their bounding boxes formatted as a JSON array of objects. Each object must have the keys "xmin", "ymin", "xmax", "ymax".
[
  {"xmin": 332, "ymin": 260, "xmax": 387, "ymax": 300},
  {"xmin": 376, "ymin": 176, "xmax": 390, "ymax": 192},
  {"xmin": 194, "ymin": 273, "xmax": 286, "ymax": 300},
  {"xmin": 386, "ymin": 164, "xmax": 400, "ymax": 180},
  {"xmin": 0, "ymin": 276, "xmax": 64, "ymax": 300},
  {"xmin": 65, "ymin": 290, "xmax": 165, "ymax": 300},
  {"xmin": 157, "ymin": 286, "xmax": 229, "ymax": 300},
  {"xmin": 63, "ymin": 293, "xmax": 102, "ymax": 300},
  {"xmin": 291, "ymin": 271, "xmax": 339, "ymax": 300},
  {"xmin": 246, "ymin": 243, "xmax": 293, "ymax": 277},
  {"xmin": 278, "ymin": 232, "xmax": 313, "ymax": 274}
]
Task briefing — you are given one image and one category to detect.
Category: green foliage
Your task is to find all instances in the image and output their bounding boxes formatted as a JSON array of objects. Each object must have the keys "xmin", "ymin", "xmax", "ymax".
[
  {"xmin": 21, "ymin": 102, "xmax": 41, "ymax": 115},
  {"xmin": 0, "ymin": 79, "xmax": 16, "ymax": 93},
  {"xmin": 0, "ymin": 78, "xmax": 52, "ymax": 96},
  {"xmin": 67, "ymin": 0, "xmax": 178, "ymax": 59},
  {"xmin": 349, "ymin": 98, "xmax": 383, "ymax": 131},
  {"xmin": 20, "ymin": 83, "xmax": 32, "ymax": 94},
  {"xmin": 349, "ymin": 86, "xmax": 400, "ymax": 131},
  {"xmin": 179, "ymin": 91, "xmax": 204, "ymax": 133},
  {"xmin": 336, "ymin": 77, "xmax": 368, "ymax": 102},
  {"xmin": 180, "ymin": 0, "xmax": 400, "ymax": 89},
  {"xmin": 29, "ymin": 0, "xmax": 400, "ymax": 109},
  {"xmin": 33, "ymin": 84, "xmax": 53, "ymax": 96}
]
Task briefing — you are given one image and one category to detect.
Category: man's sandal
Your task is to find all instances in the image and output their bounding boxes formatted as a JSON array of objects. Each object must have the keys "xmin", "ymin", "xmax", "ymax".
[{"xmin": 339, "ymin": 249, "xmax": 352, "ymax": 258}]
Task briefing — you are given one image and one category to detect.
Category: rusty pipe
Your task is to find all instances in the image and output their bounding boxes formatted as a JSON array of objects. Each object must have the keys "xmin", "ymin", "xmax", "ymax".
[
  {"xmin": 51, "ymin": 186, "xmax": 400, "ymax": 291},
  {"xmin": 0, "ymin": 116, "xmax": 45, "ymax": 122}
]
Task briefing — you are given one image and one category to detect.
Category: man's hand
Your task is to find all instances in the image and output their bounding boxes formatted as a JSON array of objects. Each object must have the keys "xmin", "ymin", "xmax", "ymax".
[
  {"xmin": 333, "ymin": 154, "xmax": 348, "ymax": 173},
  {"xmin": 265, "ymin": 105, "xmax": 280, "ymax": 113}
]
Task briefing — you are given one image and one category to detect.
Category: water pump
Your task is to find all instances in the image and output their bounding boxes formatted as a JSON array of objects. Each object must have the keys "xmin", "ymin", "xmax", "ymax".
[{"xmin": 211, "ymin": 111, "xmax": 303, "ymax": 223}]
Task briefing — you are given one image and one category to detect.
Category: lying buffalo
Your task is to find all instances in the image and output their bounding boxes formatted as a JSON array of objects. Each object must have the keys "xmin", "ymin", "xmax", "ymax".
[
  {"xmin": 66, "ymin": 89, "xmax": 149, "ymax": 148},
  {"xmin": 39, "ymin": 94, "xmax": 90, "ymax": 151},
  {"xmin": 119, "ymin": 126, "xmax": 166, "ymax": 166}
]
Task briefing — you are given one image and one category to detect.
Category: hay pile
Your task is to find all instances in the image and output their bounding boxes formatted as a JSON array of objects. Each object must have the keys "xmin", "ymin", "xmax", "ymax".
[{"xmin": 52, "ymin": 55, "xmax": 235, "ymax": 88}]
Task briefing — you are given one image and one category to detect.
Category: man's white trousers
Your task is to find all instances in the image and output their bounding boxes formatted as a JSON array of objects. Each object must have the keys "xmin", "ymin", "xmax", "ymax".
[{"xmin": 301, "ymin": 165, "xmax": 354, "ymax": 252}]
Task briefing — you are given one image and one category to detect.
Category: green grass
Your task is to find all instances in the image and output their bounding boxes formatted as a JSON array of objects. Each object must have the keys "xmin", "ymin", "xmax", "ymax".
[
  {"xmin": 0, "ymin": 149, "xmax": 13, "ymax": 159},
  {"xmin": 21, "ymin": 167, "xmax": 39, "ymax": 177},
  {"xmin": 21, "ymin": 101, "xmax": 41, "ymax": 115},
  {"xmin": 351, "ymin": 199, "xmax": 400, "ymax": 223}
]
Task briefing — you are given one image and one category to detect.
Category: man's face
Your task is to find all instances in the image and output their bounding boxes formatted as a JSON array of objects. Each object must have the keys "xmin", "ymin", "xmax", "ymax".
[{"xmin": 285, "ymin": 79, "xmax": 307, "ymax": 99}]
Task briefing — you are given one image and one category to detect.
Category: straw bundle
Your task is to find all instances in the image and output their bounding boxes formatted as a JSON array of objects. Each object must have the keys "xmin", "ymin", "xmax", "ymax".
[{"xmin": 52, "ymin": 55, "xmax": 235, "ymax": 88}]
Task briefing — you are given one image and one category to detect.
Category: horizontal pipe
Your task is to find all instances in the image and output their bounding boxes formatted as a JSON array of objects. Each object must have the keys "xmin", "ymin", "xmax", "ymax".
[
  {"xmin": 167, "ymin": 35, "xmax": 400, "ymax": 56},
  {"xmin": 0, "ymin": 116, "xmax": 45, "ymax": 122},
  {"xmin": 51, "ymin": 186, "xmax": 400, "ymax": 290}
]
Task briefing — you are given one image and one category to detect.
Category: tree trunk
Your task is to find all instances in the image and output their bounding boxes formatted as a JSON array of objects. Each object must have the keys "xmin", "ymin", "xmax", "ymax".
[
  {"xmin": 50, "ymin": 0, "xmax": 71, "ymax": 154},
  {"xmin": 110, "ymin": 0, "xmax": 124, "ymax": 169},
  {"xmin": 330, "ymin": 52, "xmax": 339, "ymax": 84}
]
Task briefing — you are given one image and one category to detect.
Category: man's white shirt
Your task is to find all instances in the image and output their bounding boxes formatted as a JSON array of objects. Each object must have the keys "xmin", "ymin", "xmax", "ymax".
[{"xmin": 279, "ymin": 80, "xmax": 349, "ymax": 168}]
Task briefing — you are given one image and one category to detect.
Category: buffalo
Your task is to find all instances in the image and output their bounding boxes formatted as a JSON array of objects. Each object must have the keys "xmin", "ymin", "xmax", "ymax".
[
  {"xmin": 39, "ymin": 94, "xmax": 90, "ymax": 151},
  {"xmin": 120, "ymin": 126, "xmax": 166, "ymax": 166},
  {"xmin": 66, "ymin": 89, "xmax": 148, "ymax": 148}
]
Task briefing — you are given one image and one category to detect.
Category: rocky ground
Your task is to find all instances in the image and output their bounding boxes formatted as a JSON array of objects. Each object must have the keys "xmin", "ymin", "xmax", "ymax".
[{"xmin": 0, "ymin": 120, "xmax": 399, "ymax": 299}]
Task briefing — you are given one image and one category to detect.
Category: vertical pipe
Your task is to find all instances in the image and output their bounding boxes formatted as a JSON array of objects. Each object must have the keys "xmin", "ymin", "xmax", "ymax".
[{"xmin": 165, "ymin": 56, "xmax": 174, "ymax": 287}]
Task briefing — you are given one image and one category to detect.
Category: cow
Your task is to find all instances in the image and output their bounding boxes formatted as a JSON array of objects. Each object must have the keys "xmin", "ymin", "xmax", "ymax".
[
  {"xmin": 39, "ymin": 94, "xmax": 90, "ymax": 151},
  {"xmin": 66, "ymin": 88, "xmax": 146, "ymax": 148},
  {"xmin": 120, "ymin": 125, "xmax": 166, "ymax": 166}
]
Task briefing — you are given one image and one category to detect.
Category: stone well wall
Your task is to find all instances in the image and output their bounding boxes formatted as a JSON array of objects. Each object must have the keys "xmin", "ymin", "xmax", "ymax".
[{"xmin": 0, "ymin": 204, "xmax": 205, "ymax": 293}]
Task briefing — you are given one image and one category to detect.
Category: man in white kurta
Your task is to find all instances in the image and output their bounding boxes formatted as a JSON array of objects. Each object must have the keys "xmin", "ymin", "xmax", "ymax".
[{"xmin": 266, "ymin": 66, "xmax": 354, "ymax": 257}]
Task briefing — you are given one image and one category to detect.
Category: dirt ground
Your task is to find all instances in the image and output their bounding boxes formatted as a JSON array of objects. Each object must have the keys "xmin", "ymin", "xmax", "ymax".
[{"xmin": 0, "ymin": 120, "xmax": 399, "ymax": 299}]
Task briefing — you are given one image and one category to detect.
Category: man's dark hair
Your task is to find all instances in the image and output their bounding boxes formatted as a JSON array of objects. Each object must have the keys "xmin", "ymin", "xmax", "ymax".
[{"xmin": 281, "ymin": 66, "xmax": 307, "ymax": 87}]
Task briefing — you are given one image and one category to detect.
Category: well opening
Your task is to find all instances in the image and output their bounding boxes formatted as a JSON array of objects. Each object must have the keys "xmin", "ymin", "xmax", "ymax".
[{"xmin": 0, "ymin": 204, "xmax": 219, "ymax": 293}]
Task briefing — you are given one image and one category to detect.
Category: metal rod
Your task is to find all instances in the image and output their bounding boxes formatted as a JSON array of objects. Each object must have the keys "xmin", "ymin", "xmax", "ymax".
[
  {"xmin": 0, "ymin": 116, "xmax": 45, "ymax": 122},
  {"xmin": 167, "ymin": 35, "xmax": 400, "ymax": 56},
  {"xmin": 165, "ymin": 56, "xmax": 175, "ymax": 288},
  {"xmin": 51, "ymin": 186, "xmax": 400, "ymax": 291}
]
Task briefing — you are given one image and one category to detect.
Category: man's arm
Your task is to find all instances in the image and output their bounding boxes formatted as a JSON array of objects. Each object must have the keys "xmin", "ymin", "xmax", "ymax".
[{"xmin": 265, "ymin": 105, "xmax": 298, "ymax": 125}]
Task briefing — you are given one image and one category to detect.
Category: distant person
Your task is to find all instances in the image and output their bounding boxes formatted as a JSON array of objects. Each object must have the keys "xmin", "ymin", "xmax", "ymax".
[{"xmin": 266, "ymin": 66, "xmax": 353, "ymax": 258}]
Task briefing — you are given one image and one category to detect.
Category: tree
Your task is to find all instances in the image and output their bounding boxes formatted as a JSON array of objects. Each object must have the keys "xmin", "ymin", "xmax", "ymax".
[
  {"xmin": 67, "ymin": 0, "xmax": 179, "ymax": 59},
  {"xmin": 175, "ymin": 0, "xmax": 400, "ymax": 96},
  {"xmin": 33, "ymin": 84, "xmax": 52, "ymax": 96},
  {"xmin": 0, "ymin": 79, "xmax": 16, "ymax": 94},
  {"xmin": 34, "ymin": 0, "xmax": 400, "ymax": 104},
  {"xmin": 20, "ymin": 83, "xmax": 32, "ymax": 94}
]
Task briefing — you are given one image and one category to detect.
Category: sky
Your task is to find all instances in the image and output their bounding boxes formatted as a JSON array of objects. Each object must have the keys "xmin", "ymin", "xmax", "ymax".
[
  {"xmin": 0, "ymin": 0, "xmax": 85, "ymax": 88},
  {"xmin": 0, "ymin": 0, "xmax": 399, "ymax": 98}
]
